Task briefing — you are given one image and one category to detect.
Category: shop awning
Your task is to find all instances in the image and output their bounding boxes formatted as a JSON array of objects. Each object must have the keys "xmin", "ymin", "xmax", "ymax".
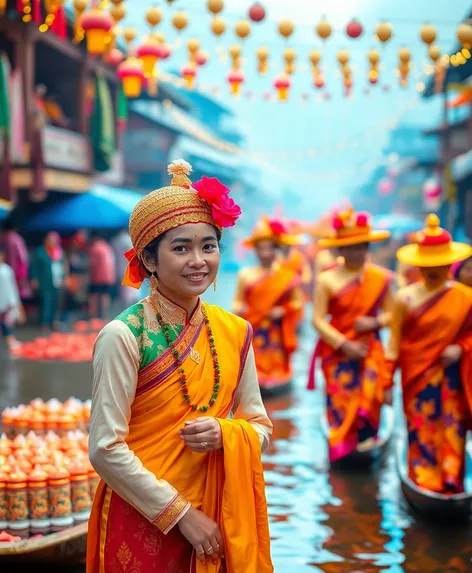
[
  {"xmin": 0, "ymin": 198, "xmax": 12, "ymax": 221},
  {"xmin": 27, "ymin": 184, "xmax": 142, "ymax": 231}
]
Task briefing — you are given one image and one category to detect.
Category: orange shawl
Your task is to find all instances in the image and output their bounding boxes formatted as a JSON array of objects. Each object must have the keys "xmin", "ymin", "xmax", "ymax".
[
  {"xmin": 87, "ymin": 305, "xmax": 273, "ymax": 573},
  {"xmin": 400, "ymin": 283, "xmax": 472, "ymax": 412}
]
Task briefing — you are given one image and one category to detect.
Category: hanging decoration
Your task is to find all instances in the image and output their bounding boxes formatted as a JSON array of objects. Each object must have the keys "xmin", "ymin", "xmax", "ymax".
[
  {"xmin": 457, "ymin": 23, "xmax": 472, "ymax": 49},
  {"xmin": 123, "ymin": 27, "xmax": 137, "ymax": 50},
  {"xmin": 249, "ymin": 2, "xmax": 265, "ymax": 23},
  {"xmin": 117, "ymin": 57, "xmax": 145, "ymax": 98},
  {"xmin": 284, "ymin": 48, "xmax": 296, "ymax": 75},
  {"xmin": 274, "ymin": 74, "xmax": 291, "ymax": 101},
  {"xmin": 316, "ymin": 18, "xmax": 332, "ymax": 41},
  {"xmin": 105, "ymin": 47, "xmax": 124, "ymax": 66},
  {"xmin": 42, "ymin": 0, "xmax": 67, "ymax": 39},
  {"xmin": 278, "ymin": 19, "xmax": 294, "ymax": 40},
  {"xmin": 346, "ymin": 19, "xmax": 363, "ymax": 39},
  {"xmin": 196, "ymin": 50, "xmax": 209, "ymax": 66},
  {"xmin": 309, "ymin": 49, "xmax": 324, "ymax": 88},
  {"xmin": 256, "ymin": 47, "xmax": 269, "ymax": 75},
  {"xmin": 428, "ymin": 45, "xmax": 441, "ymax": 63},
  {"xmin": 145, "ymin": 6, "xmax": 162, "ymax": 28},
  {"xmin": 80, "ymin": 7, "xmax": 114, "ymax": 55},
  {"xmin": 398, "ymin": 47, "xmax": 411, "ymax": 87},
  {"xmin": 181, "ymin": 64, "xmax": 197, "ymax": 89},
  {"xmin": 229, "ymin": 43, "xmax": 242, "ymax": 69},
  {"xmin": 136, "ymin": 38, "xmax": 163, "ymax": 78},
  {"xmin": 110, "ymin": 2, "xmax": 126, "ymax": 24},
  {"xmin": 211, "ymin": 16, "xmax": 226, "ymax": 36},
  {"xmin": 207, "ymin": 0, "xmax": 223, "ymax": 15},
  {"xmin": 73, "ymin": 0, "xmax": 88, "ymax": 42},
  {"xmin": 420, "ymin": 24, "xmax": 436, "ymax": 46},
  {"xmin": 181, "ymin": 38, "xmax": 200, "ymax": 89},
  {"xmin": 235, "ymin": 19, "xmax": 251, "ymax": 40},
  {"xmin": 337, "ymin": 50, "xmax": 352, "ymax": 96},
  {"xmin": 173, "ymin": 11, "xmax": 188, "ymax": 33},
  {"xmin": 368, "ymin": 49, "xmax": 380, "ymax": 84},
  {"xmin": 376, "ymin": 21, "xmax": 393, "ymax": 44},
  {"xmin": 227, "ymin": 70, "xmax": 244, "ymax": 95}
]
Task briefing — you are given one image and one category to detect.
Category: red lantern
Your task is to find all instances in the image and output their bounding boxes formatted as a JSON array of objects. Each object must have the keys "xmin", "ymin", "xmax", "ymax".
[
  {"xmin": 274, "ymin": 74, "xmax": 291, "ymax": 101},
  {"xmin": 346, "ymin": 19, "xmax": 363, "ymax": 39},
  {"xmin": 106, "ymin": 48, "xmax": 124, "ymax": 66},
  {"xmin": 181, "ymin": 65, "xmax": 197, "ymax": 89},
  {"xmin": 227, "ymin": 70, "xmax": 244, "ymax": 95},
  {"xmin": 136, "ymin": 40, "xmax": 164, "ymax": 77},
  {"xmin": 249, "ymin": 2, "xmax": 265, "ymax": 23},
  {"xmin": 196, "ymin": 51, "xmax": 209, "ymax": 66},
  {"xmin": 117, "ymin": 58, "xmax": 145, "ymax": 98},
  {"xmin": 80, "ymin": 9, "xmax": 114, "ymax": 56}
]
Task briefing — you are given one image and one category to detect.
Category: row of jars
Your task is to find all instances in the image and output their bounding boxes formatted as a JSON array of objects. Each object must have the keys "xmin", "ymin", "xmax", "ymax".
[{"xmin": 2, "ymin": 398, "xmax": 91, "ymax": 438}]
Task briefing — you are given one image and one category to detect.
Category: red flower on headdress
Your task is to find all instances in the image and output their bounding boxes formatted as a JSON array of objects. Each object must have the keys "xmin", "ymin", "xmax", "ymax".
[
  {"xmin": 193, "ymin": 176, "xmax": 242, "ymax": 228},
  {"xmin": 332, "ymin": 214, "xmax": 344, "ymax": 231},
  {"xmin": 356, "ymin": 212, "xmax": 370, "ymax": 227},
  {"xmin": 268, "ymin": 220, "xmax": 285, "ymax": 235}
]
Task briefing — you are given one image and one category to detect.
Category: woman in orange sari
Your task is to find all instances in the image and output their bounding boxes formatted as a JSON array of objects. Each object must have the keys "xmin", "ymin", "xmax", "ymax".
[
  {"xmin": 233, "ymin": 218, "xmax": 303, "ymax": 392},
  {"xmin": 310, "ymin": 209, "xmax": 393, "ymax": 462},
  {"xmin": 87, "ymin": 161, "xmax": 273, "ymax": 573},
  {"xmin": 387, "ymin": 215, "xmax": 472, "ymax": 493}
]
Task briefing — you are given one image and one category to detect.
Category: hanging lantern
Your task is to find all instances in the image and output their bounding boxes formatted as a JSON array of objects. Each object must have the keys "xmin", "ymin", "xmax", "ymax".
[
  {"xmin": 420, "ymin": 24, "xmax": 437, "ymax": 46},
  {"xmin": 316, "ymin": 18, "xmax": 332, "ymax": 41},
  {"xmin": 398, "ymin": 48, "xmax": 411, "ymax": 87},
  {"xmin": 428, "ymin": 45, "xmax": 441, "ymax": 63},
  {"xmin": 235, "ymin": 20, "xmax": 251, "ymax": 40},
  {"xmin": 457, "ymin": 23, "xmax": 472, "ymax": 49},
  {"xmin": 146, "ymin": 6, "xmax": 162, "ymax": 28},
  {"xmin": 284, "ymin": 48, "xmax": 296, "ymax": 75},
  {"xmin": 314, "ymin": 74, "xmax": 325, "ymax": 89},
  {"xmin": 208, "ymin": 0, "xmax": 224, "ymax": 15},
  {"xmin": 160, "ymin": 44, "xmax": 171, "ymax": 60},
  {"xmin": 117, "ymin": 57, "xmax": 145, "ymax": 98},
  {"xmin": 123, "ymin": 27, "xmax": 137, "ymax": 46},
  {"xmin": 368, "ymin": 49, "xmax": 380, "ymax": 84},
  {"xmin": 73, "ymin": 0, "xmax": 88, "ymax": 42},
  {"xmin": 173, "ymin": 12, "xmax": 188, "ymax": 32},
  {"xmin": 257, "ymin": 46, "xmax": 269, "ymax": 75},
  {"xmin": 110, "ymin": 2, "xmax": 126, "ymax": 24},
  {"xmin": 181, "ymin": 64, "xmax": 197, "ymax": 89},
  {"xmin": 196, "ymin": 50, "xmax": 209, "ymax": 66},
  {"xmin": 229, "ymin": 44, "xmax": 242, "ymax": 68},
  {"xmin": 249, "ymin": 2, "xmax": 265, "ymax": 23},
  {"xmin": 278, "ymin": 20, "xmax": 294, "ymax": 40},
  {"xmin": 398, "ymin": 47, "xmax": 411, "ymax": 64},
  {"xmin": 152, "ymin": 31, "xmax": 165, "ymax": 44},
  {"xmin": 136, "ymin": 39, "xmax": 163, "ymax": 77},
  {"xmin": 211, "ymin": 16, "xmax": 226, "ymax": 36},
  {"xmin": 187, "ymin": 38, "xmax": 200, "ymax": 63},
  {"xmin": 376, "ymin": 21, "xmax": 393, "ymax": 44},
  {"xmin": 80, "ymin": 8, "xmax": 114, "ymax": 56},
  {"xmin": 274, "ymin": 74, "xmax": 291, "ymax": 101},
  {"xmin": 227, "ymin": 70, "xmax": 244, "ymax": 95},
  {"xmin": 337, "ymin": 49, "xmax": 349, "ymax": 67},
  {"xmin": 346, "ymin": 19, "xmax": 363, "ymax": 39},
  {"xmin": 106, "ymin": 47, "xmax": 124, "ymax": 66}
]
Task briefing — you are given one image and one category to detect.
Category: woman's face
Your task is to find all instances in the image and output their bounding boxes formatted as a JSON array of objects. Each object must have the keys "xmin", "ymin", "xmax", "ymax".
[
  {"xmin": 459, "ymin": 258, "xmax": 472, "ymax": 287},
  {"xmin": 254, "ymin": 239, "xmax": 278, "ymax": 268},
  {"xmin": 45, "ymin": 232, "xmax": 59, "ymax": 248},
  {"xmin": 153, "ymin": 223, "xmax": 220, "ymax": 299},
  {"xmin": 419, "ymin": 265, "xmax": 451, "ymax": 287}
]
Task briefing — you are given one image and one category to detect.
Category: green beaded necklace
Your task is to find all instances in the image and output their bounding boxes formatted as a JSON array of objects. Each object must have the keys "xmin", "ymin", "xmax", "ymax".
[{"xmin": 154, "ymin": 304, "xmax": 221, "ymax": 412}]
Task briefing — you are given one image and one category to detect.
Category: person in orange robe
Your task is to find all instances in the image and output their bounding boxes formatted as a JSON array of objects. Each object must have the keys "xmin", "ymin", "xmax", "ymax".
[
  {"xmin": 386, "ymin": 214, "xmax": 472, "ymax": 494},
  {"xmin": 233, "ymin": 218, "xmax": 303, "ymax": 393},
  {"xmin": 309, "ymin": 209, "xmax": 393, "ymax": 462},
  {"xmin": 87, "ymin": 161, "xmax": 274, "ymax": 573}
]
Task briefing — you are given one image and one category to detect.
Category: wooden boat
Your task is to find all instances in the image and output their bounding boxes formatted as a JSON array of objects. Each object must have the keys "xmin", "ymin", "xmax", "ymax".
[
  {"xmin": 396, "ymin": 436, "xmax": 472, "ymax": 521},
  {"xmin": 322, "ymin": 404, "xmax": 395, "ymax": 469},
  {"xmin": 0, "ymin": 522, "xmax": 87, "ymax": 565}
]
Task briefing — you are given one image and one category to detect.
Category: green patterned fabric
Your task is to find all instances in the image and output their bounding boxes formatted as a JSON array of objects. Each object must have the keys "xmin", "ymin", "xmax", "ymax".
[{"xmin": 116, "ymin": 301, "xmax": 183, "ymax": 369}]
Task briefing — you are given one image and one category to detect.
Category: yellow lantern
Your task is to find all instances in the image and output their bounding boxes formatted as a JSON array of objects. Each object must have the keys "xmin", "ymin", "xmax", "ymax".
[
  {"xmin": 211, "ymin": 16, "xmax": 226, "ymax": 36},
  {"xmin": 257, "ymin": 47, "xmax": 269, "ymax": 75},
  {"xmin": 309, "ymin": 49, "xmax": 321, "ymax": 67},
  {"xmin": 123, "ymin": 27, "xmax": 137, "ymax": 46},
  {"xmin": 274, "ymin": 74, "xmax": 291, "ymax": 101},
  {"xmin": 208, "ymin": 0, "xmax": 224, "ymax": 15},
  {"xmin": 136, "ymin": 38, "xmax": 163, "ymax": 77},
  {"xmin": 376, "ymin": 21, "xmax": 393, "ymax": 44},
  {"xmin": 235, "ymin": 20, "xmax": 251, "ymax": 40},
  {"xmin": 278, "ymin": 20, "xmax": 294, "ymax": 40},
  {"xmin": 457, "ymin": 23, "xmax": 472, "ymax": 49},
  {"xmin": 187, "ymin": 38, "xmax": 200, "ymax": 64},
  {"xmin": 227, "ymin": 70, "xmax": 244, "ymax": 95},
  {"xmin": 229, "ymin": 44, "xmax": 242, "ymax": 70},
  {"xmin": 428, "ymin": 45, "xmax": 441, "ymax": 62},
  {"xmin": 284, "ymin": 48, "xmax": 296, "ymax": 75},
  {"xmin": 337, "ymin": 49, "xmax": 349, "ymax": 66},
  {"xmin": 316, "ymin": 19, "xmax": 332, "ymax": 41},
  {"xmin": 420, "ymin": 24, "xmax": 437, "ymax": 45},
  {"xmin": 181, "ymin": 64, "xmax": 197, "ymax": 89},
  {"xmin": 368, "ymin": 49, "xmax": 380, "ymax": 65},
  {"xmin": 173, "ymin": 12, "xmax": 188, "ymax": 32},
  {"xmin": 398, "ymin": 47, "xmax": 411, "ymax": 64},
  {"xmin": 399, "ymin": 62, "xmax": 410, "ymax": 86},
  {"xmin": 110, "ymin": 2, "xmax": 126, "ymax": 24},
  {"xmin": 146, "ymin": 7, "xmax": 162, "ymax": 28},
  {"xmin": 117, "ymin": 57, "xmax": 145, "ymax": 98},
  {"xmin": 80, "ymin": 8, "xmax": 114, "ymax": 56}
]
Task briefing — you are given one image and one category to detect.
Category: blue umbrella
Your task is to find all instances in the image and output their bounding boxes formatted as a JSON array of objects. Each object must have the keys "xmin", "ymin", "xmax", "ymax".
[
  {"xmin": 0, "ymin": 199, "xmax": 11, "ymax": 222},
  {"xmin": 372, "ymin": 214, "xmax": 423, "ymax": 239},
  {"xmin": 27, "ymin": 184, "xmax": 143, "ymax": 232}
]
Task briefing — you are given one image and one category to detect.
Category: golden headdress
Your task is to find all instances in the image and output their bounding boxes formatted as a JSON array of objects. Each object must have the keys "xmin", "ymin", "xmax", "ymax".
[{"xmin": 123, "ymin": 159, "xmax": 242, "ymax": 288}]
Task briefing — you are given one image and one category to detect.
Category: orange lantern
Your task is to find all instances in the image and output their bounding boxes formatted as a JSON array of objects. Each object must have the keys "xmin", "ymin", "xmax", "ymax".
[
  {"xmin": 368, "ymin": 49, "xmax": 380, "ymax": 65},
  {"xmin": 428, "ymin": 45, "xmax": 441, "ymax": 62},
  {"xmin": 80, "ymin": 8, "xmax": 114, "ymax": 56},
  {"xmin": 368, "ymin": 49, "xmax": 380, "ymax": 84},
  {"xmin": 278, "ymin": 20, "xmax": 294, "ymax": 40},
  {"xmin": 316, "ymin": 18, "xmax": 332, "ymax": 41},
  {"xmin": 274, "ymin": 74, "xmax": 291, "ymax": 101},
  {"xmin": 457, "ymin": 23, "xmax": 472, "ymax": 49},
  {"xmin": 337, "ymin": 49, "xmax": 349, "ymax": 67},
  {"xmin": 420, "ymin": 24, "xmax": 437, "ymax": 45},
  {"xmin": 123, "ymin": 27, "xmax": 137, "ymax": 46},
  {"xmin": 227, "ymin": 70, "xmax": 244, "ymax": 95},
  {"xmin": 117, "ymin": 57, "xmax": 145, "ymax": 98},
  {"xmin": 376, "ymin": 21, "xmax": 393, "ymax": 44},
  {"xmin": 236, "ymin": 19, "xmax": 251, "ymax": 40},
  {"xmin": 208, "ymin": 0, "xmax": 224, "ymax": 14},
  {"xmin": 187, "ymin": 38, "xmax": 200, "ymax": 64},
  {"xmin": 398, "ymin": 47, "xmax": 411, "ymax": 64},
  {"xmin": 110, "ymin": 2, "xmax": 126, "ymax": 24},
  {"xmin": 173, "ymin": 12, "xmax": 188, "ymax": 32},
  {"xmin": 284, "ymin": 48, "xmax": 296, "ymax": 75},
  {"xmin": 211, "ymin": 16, "xmax": 226, "ymax": 36},
  {"xmin": 106, "ymin": 47, "xmax": 124, "ymax": 66},
  {"xmin": 229, "ymin": 43, "xmax": 242, "ymax": 69},
  {"xmin": 136, "ymin": 38, "xmax": 163, "ymax": 77},
  {"xmin": 257, "ymin": 46, "xmax": 269, "ymax": 74},
  {"xmin": 181, "ymin": 64, "xmax": 197, "ymax": 89},
  {"xmin": 146, "ymin": 6, "xmax": 162, "ymax": 28}
]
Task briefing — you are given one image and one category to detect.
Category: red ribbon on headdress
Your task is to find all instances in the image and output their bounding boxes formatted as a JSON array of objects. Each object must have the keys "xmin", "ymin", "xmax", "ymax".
[{"xmin": 122, "ymin": 248, "xmax": 148, "ymax": 289}]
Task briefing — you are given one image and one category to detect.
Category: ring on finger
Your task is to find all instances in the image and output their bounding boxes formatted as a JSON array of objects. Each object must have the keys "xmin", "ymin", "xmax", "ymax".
[
  {"xmin": 201, "ymin": 442, "xmax": 209, "ymax": 449},
  {"xmin": 205, "ymin": 546, "xmax": 214, "ymax": 555}
]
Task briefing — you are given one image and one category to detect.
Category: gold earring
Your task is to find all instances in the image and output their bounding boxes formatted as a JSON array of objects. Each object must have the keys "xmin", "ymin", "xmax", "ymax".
[
  {"xmin": 150, "ymin": 274, "xmax": 159, "ymax": 294},
  {"xmin": 213, "ymin": 278, "xmax": 217, "ymax": 292}
]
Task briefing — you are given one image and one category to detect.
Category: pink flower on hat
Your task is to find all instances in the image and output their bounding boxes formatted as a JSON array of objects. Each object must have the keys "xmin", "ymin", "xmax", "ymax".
[{"xmin": 193, "ymin": 176, "xmax": 242, "ymax": 228}]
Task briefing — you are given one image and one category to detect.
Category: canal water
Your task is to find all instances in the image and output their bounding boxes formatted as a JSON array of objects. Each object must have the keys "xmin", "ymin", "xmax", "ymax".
[{"xmin": 1, "ymin": 272, "xmax": 471, "ymax": 572}]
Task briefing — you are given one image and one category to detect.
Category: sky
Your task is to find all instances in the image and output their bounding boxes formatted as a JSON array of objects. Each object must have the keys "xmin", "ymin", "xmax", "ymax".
[{"xmin": 120, "ymin": 0, "xmax": 472, "ymax": 217}]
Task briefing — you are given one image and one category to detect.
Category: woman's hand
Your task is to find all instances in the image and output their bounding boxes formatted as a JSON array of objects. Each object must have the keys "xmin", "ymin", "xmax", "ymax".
[
  {"xmin": 441, "ymin": 344, "xmax": 463, "ymax": 367},
  {"xmin": 180, "ymin": 417, "xmax": 222, "ymax": 453},
  {"xmin": 178, "ymin": 506, "xmax": 224, "ymax": 565},
  {"xmin": 340, "ymin": 340, "xmax": 368, "ymax": 361}
]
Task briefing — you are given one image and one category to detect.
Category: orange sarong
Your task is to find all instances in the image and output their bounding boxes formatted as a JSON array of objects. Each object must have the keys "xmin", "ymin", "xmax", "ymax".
[
  {"xmin": 310, "ymin": 265, "xmax": 392, "ymax": 461},
  {"xmin": 399, "ymin": 283, "xmax": 472, "ymax": 493},
  {"xmin": 86, "ymin": 305, "xmax": 273, "ymax": 573},
  {"xmin": 242, "ymin": 267, "xmax": 299, "ymax": 390}
]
